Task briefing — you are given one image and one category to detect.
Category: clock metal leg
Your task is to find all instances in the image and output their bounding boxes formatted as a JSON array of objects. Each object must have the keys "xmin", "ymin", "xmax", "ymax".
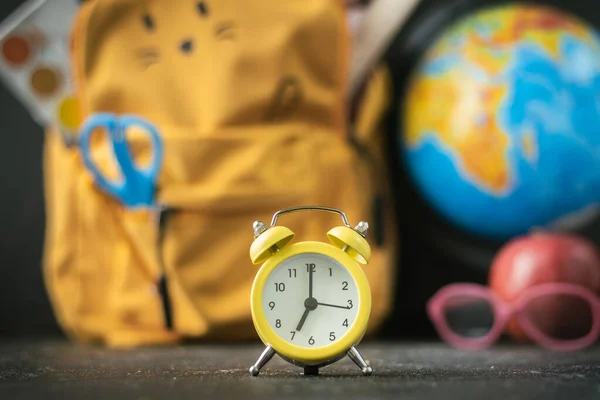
[
  {"xmin": 249, "ymin": 345, "xmax": 276, "ymax": 376},
  {"xmin": 347, "ymin": 346, "xmax": 373, "ymax": 376}
]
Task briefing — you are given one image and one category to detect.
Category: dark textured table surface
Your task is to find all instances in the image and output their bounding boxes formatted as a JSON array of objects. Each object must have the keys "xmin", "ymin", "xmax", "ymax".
[{"xmin": 1, "ymin": 338, "xmax": 599, "ymax": 399}]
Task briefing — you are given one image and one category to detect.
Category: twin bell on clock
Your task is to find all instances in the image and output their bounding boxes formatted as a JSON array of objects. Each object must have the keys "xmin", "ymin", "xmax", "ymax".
[{"xmin": 248, "ymin": 206, "xmax": 374, "ymax": 377}]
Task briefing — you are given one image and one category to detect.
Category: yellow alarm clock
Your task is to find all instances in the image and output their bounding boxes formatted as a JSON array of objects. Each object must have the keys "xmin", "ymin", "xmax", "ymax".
[{"xmin": 248, "ymin": 206, "xmax": 373, "ymax": 376}]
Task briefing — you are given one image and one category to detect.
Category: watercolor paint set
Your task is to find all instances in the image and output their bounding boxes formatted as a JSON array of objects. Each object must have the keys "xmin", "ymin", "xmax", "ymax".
[{"xmin": 0, "ymin": 0, "xmax": 80, "ymax": 137}]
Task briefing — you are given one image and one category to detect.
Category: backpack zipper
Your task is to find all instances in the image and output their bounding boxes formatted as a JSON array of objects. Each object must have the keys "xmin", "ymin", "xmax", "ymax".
[{"xmin": 156, "ymin": 205, "xmax": 174, "ymax": 330}]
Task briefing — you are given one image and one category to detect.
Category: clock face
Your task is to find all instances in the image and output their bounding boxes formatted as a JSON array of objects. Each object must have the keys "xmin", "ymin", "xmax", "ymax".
[{"xmin": 262, "ymin": 253, "xmax": 359, "ymax": 348}]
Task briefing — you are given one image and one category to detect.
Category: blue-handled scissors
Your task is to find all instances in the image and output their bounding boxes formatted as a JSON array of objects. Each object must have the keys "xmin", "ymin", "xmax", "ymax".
[
  {"xmin": 78, "ymin": 113, "xmax": 173, "ymax": 330},
  {"xmin": 79, "ymin": 113, "xmax": 164, "ymax": 208}
]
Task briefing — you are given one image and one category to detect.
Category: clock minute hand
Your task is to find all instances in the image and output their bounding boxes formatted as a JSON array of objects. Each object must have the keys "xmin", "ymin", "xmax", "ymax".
[
  {"xmin": 297, "ymin": 264, "xmax": 315, "ymax": 332},
  {"xmin": 317, "ymin": 302, "xmax": 351, "ymax": 310},
  {"xmin": 309, "ymin": 264, "xmax": 314, "ymax": 298}
]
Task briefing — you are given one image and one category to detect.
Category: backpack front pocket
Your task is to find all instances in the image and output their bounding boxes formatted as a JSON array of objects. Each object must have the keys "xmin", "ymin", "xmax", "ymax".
[{"xmin": 150, "ymin": 123, "xmax": 324, "ymax": 337}]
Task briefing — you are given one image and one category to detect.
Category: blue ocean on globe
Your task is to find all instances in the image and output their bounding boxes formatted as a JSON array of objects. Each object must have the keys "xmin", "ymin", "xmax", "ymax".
[{"xmin": 401, "ymin": 5, "xmax": 600, "ymax": 239}]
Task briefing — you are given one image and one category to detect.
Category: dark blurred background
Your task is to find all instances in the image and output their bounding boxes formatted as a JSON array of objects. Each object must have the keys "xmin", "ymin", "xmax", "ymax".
[
  {"xmin": 1, "ymin": 0, "xmax": 599, "ymax": 340},
  {"xmin": 0, "ymin": 0, "xmax": 57, "ymax": 339}
]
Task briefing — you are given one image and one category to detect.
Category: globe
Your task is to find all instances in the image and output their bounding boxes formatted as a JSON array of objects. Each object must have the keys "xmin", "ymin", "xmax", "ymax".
[{"xmin": 401, "ymin": 4, "xmax": 600, "ymax": 240}]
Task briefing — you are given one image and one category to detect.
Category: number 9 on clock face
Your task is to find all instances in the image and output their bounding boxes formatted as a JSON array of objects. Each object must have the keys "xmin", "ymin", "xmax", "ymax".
[{"xmin": 263, "ymin": 253, "xmax": 359, "ymax": 348}]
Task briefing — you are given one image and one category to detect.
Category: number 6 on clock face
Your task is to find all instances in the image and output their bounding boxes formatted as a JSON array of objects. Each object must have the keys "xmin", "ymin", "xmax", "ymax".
[{"xmin": 263, "ymin": 253, "xmax": 359, "ymax": 348}]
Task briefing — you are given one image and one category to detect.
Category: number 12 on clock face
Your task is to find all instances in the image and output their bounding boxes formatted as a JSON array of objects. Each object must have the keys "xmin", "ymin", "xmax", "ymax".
[{"xmin": 263, "ymin": 253, "xmax": 359, "ymax": 348}]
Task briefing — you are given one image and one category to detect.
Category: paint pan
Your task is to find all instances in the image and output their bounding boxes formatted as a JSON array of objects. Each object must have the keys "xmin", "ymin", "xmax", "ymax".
[{"xmin": 0, "ymin": 0, "xmax": 80, "ymax": 138}]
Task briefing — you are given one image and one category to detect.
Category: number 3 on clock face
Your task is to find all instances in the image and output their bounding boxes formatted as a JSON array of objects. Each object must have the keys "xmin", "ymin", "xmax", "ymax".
[{"xmin": 263, "ymin": 253, "xmax": 359, "ymax": 348}]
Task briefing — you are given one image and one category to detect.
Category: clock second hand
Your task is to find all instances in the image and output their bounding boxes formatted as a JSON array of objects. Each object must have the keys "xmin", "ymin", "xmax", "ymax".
[
  {"xmin": 297, "ymin": 300, "xmax": 349, "ymax": 330},
  {"xmin": 317, "ymin": 302, "xmax": 351, "ymax": 309}
]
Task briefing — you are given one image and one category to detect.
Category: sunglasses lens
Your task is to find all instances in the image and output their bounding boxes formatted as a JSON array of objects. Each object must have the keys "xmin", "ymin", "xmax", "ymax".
[
  {"xmin": 442, "ymin": 295, "xmax": 495, "ymax": 338},
  {"xmin": 524, "ymin": 293, "xmax": 594, "ymax": 340}
]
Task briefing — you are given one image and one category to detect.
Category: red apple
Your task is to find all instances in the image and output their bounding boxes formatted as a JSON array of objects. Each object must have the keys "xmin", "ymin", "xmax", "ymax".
[{"xmin": 489, "ymin": 232, "xmax": 600, "ymax": 342}]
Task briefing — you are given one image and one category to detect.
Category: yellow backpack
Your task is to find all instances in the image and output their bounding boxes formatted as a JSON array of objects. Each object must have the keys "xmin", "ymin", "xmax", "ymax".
[{"xmin": 43, "ymin": 0, "xmax": 397, "ymax": 348}]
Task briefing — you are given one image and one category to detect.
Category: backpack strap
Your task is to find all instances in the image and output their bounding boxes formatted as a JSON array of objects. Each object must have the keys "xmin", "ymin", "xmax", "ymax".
[{"xmin": 348, "ymin": 0, "xmax": 421, "ymax": 102}]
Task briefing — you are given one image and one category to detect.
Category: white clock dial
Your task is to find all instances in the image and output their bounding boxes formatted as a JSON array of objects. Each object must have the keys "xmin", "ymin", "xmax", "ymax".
[{"xmin": 262, "ymin": 253, "xmax": 359, "ymax": 348}]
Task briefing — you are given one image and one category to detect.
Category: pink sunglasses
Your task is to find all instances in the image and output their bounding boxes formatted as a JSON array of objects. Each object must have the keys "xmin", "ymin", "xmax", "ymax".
[{"xmin": 427, "ymin": 283, "xmax": 600, "ymax": 351}]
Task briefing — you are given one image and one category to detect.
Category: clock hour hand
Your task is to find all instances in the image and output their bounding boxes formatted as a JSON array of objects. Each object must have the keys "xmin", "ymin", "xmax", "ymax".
[
  {"xmin": 296, "ymin": 307, "xmax": 310, "ymax": 331},
  {"xmin": 296, "ymin": 298, "xmax": 318, "ymax": 331},
  {"xmin": 317, "ymin": 302, "xmax": 351, "ymax": 310}
]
